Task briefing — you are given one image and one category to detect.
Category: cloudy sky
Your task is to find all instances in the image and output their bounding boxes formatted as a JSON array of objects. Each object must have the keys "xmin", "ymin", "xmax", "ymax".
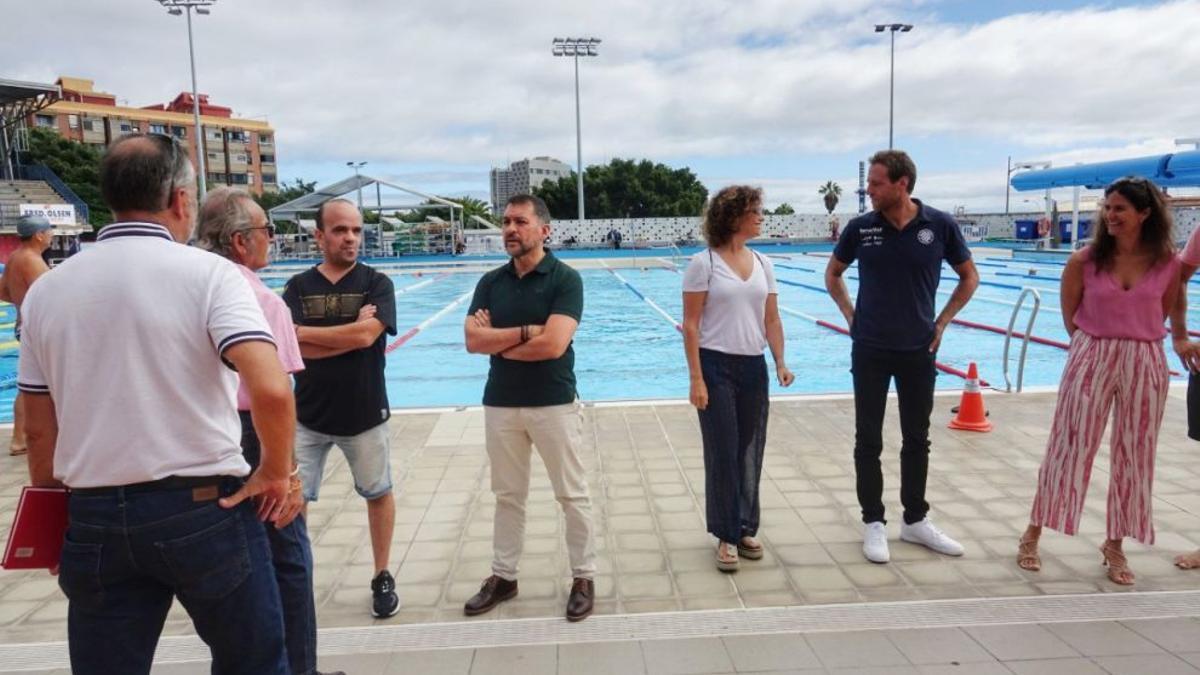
[{"xmin": 5, "ymin": 0, "xmax": 1199, "ymax": 213}]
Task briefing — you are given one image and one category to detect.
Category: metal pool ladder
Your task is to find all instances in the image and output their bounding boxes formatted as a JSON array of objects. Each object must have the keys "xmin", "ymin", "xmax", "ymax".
[
  {"xmin": 670, "ymin": 243, "xmax": 685, "ymax": 269},
  {"xmin": 1002, "ymin": 287, "xmax": 1042, "ymax": 393}
]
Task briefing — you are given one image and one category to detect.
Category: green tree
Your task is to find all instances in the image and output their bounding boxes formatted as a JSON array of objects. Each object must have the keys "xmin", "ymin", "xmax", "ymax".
[
  {"xmin": 22, "ymin": 127, "xmax": 110, "ymax": 228},
  {"xmin": 253, "ymin": 178, "xmax": 316, "ymax": 212},
  {"xmin": 397, "ymin": 195, "xmax": 496, "ymax": 226},
  {"xmin": 818, "ymin": 180, "xmax": 842, "ymax": 215},
  {"xmin": 253, "ymin": 178, "xmax": 316, "ymax": 234},
  {"xmin": 534, "ymin": 158, "xmax": 707, "ymax": 219},
  {"xmin": 773, "ymin": 202, "xmax": 795, "ymax": 215}
]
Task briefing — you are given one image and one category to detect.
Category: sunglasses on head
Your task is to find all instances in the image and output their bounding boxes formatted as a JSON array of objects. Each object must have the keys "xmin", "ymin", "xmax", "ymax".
[{"xmin": 1108, "ymin": 175, "xmax": 1154, "ymax": 192}]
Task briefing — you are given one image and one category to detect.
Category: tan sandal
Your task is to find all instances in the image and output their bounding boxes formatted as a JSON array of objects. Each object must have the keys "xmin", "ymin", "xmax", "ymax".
[
  {"xmin": 1017, "ymin": 536, "xmax": 1041, "ymax": 572},
  {"xmin": 737, "ymin": 536, "xmax": 764, "ymax": 560},
  {"xmin": 1174, "ymin": 549, "xmax": 1200, "ymax": 570},
  {"xmin": 715, "ymin": 541, "xmax": 739, "ymax": 573},
  {"xmin": 1100, "ymin": 541, "xmax": 1135, "ymax": 585}
]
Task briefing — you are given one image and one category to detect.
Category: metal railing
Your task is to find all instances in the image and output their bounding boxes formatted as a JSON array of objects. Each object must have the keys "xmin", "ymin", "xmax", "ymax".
[{"xmin": 1001, "ymin": 287, "xmax": 1042, "ymax": 393}]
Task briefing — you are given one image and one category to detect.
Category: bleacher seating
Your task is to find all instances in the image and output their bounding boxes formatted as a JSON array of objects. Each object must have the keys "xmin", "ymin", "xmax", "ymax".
[{"xmin": 0, "ymin": 180, "xmax": 72, "ymax": 227}]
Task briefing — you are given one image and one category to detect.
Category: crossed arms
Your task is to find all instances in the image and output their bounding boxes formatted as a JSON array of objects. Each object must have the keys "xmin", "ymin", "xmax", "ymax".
[{"xmin": 464, "ymin": 308, "xmax": 578, "ymax": 361}]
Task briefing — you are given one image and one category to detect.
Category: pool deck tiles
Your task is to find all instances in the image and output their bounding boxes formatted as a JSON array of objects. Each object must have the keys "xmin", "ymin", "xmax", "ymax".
[{"xmin": 2, "ymin": 388, "xmax": 1200, "ymax": 670}]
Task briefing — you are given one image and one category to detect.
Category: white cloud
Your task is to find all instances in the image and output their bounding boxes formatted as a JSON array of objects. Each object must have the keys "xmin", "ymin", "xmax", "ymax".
[{"xmin": 3, "ymin": 0, "xmax": 1198, "ymax": 210}]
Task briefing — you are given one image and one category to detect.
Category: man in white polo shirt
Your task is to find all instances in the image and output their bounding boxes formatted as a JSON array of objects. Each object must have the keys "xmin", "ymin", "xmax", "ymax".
[{"xmin": 18, "ymin": 133, "xmax": 296, "ymax": 675}]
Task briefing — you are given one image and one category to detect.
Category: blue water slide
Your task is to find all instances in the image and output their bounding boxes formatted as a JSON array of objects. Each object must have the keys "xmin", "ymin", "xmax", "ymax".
[{"xmin": 1010, "ymin": 150, "xmax": 1200, "ymax": 190}]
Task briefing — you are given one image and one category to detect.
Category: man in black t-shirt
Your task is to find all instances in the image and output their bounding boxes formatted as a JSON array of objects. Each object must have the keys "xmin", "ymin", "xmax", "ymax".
[
  {"xmin": 825, "ymin": 150, "xmax": 979, "ymax": 565},
  {"xmin": 283, "ymin": 199, "xmax": 400, "ymax": 619}
]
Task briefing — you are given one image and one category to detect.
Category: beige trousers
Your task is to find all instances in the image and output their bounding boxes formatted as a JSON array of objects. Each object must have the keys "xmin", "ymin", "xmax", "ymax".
[{"xmin": 484, "ymin": 402, "xmax": 596, "ymax": 580}]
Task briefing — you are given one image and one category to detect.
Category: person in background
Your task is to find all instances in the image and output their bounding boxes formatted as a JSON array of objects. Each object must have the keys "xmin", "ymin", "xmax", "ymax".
[
  {"xmin": 0, "ymin": 214, "xmax": 53, "ymax": 456},
  {"xmin": 1017, "ymin": 176, "xmax": 1185, "ymax": 586},
  {"xmin": 682, "ymin": 185, "xmax": 794, "ymax": 572}
]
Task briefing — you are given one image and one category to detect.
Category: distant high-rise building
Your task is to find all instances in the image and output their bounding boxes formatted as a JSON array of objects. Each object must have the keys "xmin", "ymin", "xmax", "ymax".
[
  {"xmin": 26, "ymin": 76, "xmax": 279, "ymax": 195},
  {"xmin": 489, "ymin": 156, "xmax": 572, "ymax": 213}
]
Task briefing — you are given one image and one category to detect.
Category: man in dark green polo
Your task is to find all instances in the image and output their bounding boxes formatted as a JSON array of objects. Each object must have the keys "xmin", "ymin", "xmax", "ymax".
[{"xmin": 461, "ymin": 194, "xmax": 596, "ymax": 622}]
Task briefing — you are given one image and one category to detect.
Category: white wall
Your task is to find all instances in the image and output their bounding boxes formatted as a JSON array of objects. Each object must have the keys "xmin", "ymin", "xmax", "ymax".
[{"xmin": 547, "ymin": 205, "xmax": 1200, "ymax": 245}]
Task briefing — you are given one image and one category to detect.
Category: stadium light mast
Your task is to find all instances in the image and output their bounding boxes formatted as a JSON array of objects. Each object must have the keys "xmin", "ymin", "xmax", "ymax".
[
  {"xmin": 158, "ymin": 0, "xmax": 216, "ymax": 198},
  {"xmin": 347, "ymin": 161, "xmax": 368, "ymax": 254},
  {"xmin": 552, "ymin": 37, "xmax": 600, "ymax": 224},
  {"xmin": 874, "ymin": 23, "xmax": 913, "ymax": 150}
]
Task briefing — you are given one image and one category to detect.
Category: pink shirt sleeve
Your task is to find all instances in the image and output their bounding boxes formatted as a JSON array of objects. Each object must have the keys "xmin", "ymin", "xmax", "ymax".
[
  {"xmin": 263, "ymin": 295, "xmax": 304, "ymax": 375},
  {"xmin": 236, "ymin": 266, "xmax": 304, "ymax": 411},
  {"xmin": 1181, "ymin": 227, "xmax": 1200, "ymax": 267}
]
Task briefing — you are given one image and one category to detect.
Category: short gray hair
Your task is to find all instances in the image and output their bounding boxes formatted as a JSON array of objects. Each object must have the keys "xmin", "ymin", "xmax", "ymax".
[
  {"xmin": 195, "ymin": 187, "xmax": 259, "ymax": 259},
  {"xmin": 101, "ymin": 133, "xmax": 195, "ymax": 212}
]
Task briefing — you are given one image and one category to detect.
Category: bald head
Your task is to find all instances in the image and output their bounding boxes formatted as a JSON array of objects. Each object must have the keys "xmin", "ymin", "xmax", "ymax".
[{"xmin": 315, "ymin": 199, "xmax": 361, "ymax": 230}]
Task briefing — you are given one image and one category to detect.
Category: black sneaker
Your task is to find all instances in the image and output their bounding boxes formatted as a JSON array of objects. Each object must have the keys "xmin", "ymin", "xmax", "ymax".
[{"xmin": 371, "ymin": 570, "xmax": 400, "ymax": 618}]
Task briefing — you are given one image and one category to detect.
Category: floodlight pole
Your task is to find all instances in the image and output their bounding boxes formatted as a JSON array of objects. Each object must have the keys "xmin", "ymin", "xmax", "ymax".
[
  {"xmin": 553, "ymin": 37, "xmax": 600, "ymax": 224},
  {"xmin": 875, "ymin": 23, "xmax": 912, "ymax": 150},
  {"xmin": 160, "ymin": 1, "xmax": 216, "ymax": 198},
  {"xmin": 348, "ymin": 161, "xmax": 367, "ymax": 254}
]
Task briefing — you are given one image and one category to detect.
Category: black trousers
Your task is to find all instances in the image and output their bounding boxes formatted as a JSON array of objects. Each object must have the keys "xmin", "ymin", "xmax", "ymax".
[
  {"xmin": 696, "ymin": 348, "xmax": 769, "ymax": 544},
  {"xmin": 851, "ymin": 342, "xmax": 936, "ymax": 525},
  {"xmin": 1189, "ymin": 372, "xmax": 1200, "ymax": 442}
]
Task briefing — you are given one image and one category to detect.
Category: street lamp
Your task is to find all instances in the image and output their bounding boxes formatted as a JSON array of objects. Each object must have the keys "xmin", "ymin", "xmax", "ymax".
[
  {"xmin": 158, "ymin": 0, "xmax": 216, "ymax": 198},
  {"xmin": 552, "ymin": 37, "xmax": 600, "ymax": 224},
  {"xmin": 874, "ymin": 23, "xmax": 912, "ymax": 150},
  {"xmin": 347, "ymin": 161, "xmax": 368, "ymax": 254},
  {"xmin": 1006, "ymin": 158, "xmax": 1051, "ymax": 215}
]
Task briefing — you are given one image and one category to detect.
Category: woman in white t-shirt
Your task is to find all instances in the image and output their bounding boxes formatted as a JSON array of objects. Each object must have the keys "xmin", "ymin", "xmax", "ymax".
[{"xmin": 682, "ymin": 185, "xmax": 795, "ymax": 572}]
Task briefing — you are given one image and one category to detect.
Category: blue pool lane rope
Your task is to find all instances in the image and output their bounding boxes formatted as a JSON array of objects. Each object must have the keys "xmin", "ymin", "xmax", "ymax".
[{"xmin": 602, "ymin": 263, "xmax": 682, "ymax": 333}]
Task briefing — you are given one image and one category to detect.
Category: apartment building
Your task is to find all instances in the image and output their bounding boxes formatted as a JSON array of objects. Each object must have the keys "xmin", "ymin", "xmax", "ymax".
[
  {"xmin": 489, "ymin": 156, "xmax": 572, "ymax": 212},
  {"xmin": 27, "ymin": 77, "xmax": 278, "ymax": 195}
]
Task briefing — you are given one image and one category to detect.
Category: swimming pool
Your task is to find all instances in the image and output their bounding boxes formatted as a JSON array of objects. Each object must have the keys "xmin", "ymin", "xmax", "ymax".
[{"xmin": 0, "ymin": 246, "xmax": 1185, "ymax": 422}]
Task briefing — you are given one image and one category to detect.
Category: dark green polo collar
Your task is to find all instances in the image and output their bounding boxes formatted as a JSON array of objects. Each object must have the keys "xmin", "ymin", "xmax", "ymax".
[{"xmin": 504, "ymin": 249, "xmax": 558, "ymax": 277}]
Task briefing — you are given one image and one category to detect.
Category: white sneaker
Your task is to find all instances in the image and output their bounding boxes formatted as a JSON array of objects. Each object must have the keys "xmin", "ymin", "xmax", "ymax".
[
  {"xmin": 900, "ymin": 518, "xmax": 964, "ymax": 556},
  {"xmin": 863, "ymin": 521, "xmax": 890, "ymax": 563}
]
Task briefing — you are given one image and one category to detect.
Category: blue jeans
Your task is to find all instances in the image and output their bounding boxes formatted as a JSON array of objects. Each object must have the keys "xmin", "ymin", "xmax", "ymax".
[
  {"xmin": 59, "ymin": 478, "xmax": 287, "ymax": 675},
  {"xmin": 697, "ymin": 348, "xmax": 770, "ymax": 544},
  {"xmin": 240, "ymin": 411, "xmax": 318, "ymax": 675}
]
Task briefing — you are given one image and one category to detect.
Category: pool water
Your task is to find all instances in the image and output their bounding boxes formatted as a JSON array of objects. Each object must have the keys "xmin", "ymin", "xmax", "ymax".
[{"xmin": 0, "ymin": 248, "xmax": 1183, "ymax": 421}]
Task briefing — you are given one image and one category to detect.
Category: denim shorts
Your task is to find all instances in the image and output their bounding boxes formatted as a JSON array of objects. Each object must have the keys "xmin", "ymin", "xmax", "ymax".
[{"xmin": 295, "ymin": 421, "xmax": 392, "ymax": 501}]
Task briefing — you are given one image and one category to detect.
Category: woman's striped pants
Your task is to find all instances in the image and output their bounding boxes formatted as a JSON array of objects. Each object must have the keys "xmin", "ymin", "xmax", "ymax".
[{"xmin": 1029, "ymin": 331, "xmax": 1169, "ymax": 544}]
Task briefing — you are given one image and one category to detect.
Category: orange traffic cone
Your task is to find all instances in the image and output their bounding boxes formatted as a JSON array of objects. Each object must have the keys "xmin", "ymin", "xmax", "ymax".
[{"xmin": 949, "ymin": 362, "xmax": 992, "ymax": 432}]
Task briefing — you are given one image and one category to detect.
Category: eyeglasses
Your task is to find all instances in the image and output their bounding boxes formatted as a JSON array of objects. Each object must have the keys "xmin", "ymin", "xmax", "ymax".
[{"xmin": 238, "ymin": 225, "xmax": 276, "ymax": 238}]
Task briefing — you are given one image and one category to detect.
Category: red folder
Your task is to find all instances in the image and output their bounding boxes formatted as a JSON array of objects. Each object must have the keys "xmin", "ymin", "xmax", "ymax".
[{"xmin": 2, "ymin": 487, "xmax": 69, "ymax": 570}]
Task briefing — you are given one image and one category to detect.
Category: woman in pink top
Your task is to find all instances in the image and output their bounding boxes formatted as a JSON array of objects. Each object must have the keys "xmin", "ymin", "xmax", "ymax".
[{"xmin": 1017, "ymin": 177, "xmax": 1186, "ymax": 586}]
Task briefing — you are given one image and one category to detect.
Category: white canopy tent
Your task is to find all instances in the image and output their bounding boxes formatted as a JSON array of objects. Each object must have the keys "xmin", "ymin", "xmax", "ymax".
[{"xmin": 268, "ymin": 174, "xmax": 464, "ymax": 256}]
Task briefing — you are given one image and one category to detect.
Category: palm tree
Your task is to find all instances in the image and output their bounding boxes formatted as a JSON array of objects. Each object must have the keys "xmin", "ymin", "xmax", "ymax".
[{"xmin": 818, "ymin": 180, "xmax": 842, "ymax": 215}]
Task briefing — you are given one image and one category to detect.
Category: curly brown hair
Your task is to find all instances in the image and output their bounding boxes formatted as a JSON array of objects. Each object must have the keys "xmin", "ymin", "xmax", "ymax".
[{"xmin": 702, "ymin": 185, "xmax": 762, "ymax": 248}]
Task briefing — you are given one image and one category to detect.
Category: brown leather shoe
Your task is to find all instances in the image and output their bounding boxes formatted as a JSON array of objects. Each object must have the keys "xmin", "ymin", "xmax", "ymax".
[
  {"xmin": 464, "ymin": 575, "xmax": 518, "ymax": 616},
  {"xmin": 566, "ymin": 577, "xmax": 594, "ymax": 622}
]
